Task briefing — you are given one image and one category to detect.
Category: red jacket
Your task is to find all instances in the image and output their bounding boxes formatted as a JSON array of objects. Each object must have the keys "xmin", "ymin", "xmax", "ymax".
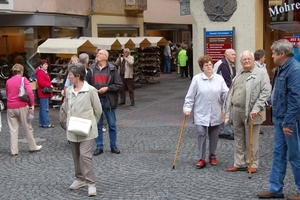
[{"xmin": 36, "ymin": 67, "xmax": 53, "ymax": 98}]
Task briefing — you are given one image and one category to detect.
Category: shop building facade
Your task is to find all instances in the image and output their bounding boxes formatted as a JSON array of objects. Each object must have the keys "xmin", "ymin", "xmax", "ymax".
[
  {"xmin": 190, "ymin": 0, "xmax": 300, "ymax": 76},
  {"xmin": 90, "ymin": 0, "xmax": 192, "ymax": 45},
  {"xmin": 0, "ymin": 0, "xmax": 90, "ymax": 86}
]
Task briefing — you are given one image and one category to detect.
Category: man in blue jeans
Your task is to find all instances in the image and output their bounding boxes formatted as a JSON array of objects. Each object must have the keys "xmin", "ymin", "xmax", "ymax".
[
  {"xmin": 89, "ymin": 49, "xmax": 123, "ymax": 156},
  {"xmin": 258, "ymin": 39, "xmax": 300, "ymax": 200},
  {"xmin": 164, "ymin": 41, "xmax": 172, "ymax": 73}
]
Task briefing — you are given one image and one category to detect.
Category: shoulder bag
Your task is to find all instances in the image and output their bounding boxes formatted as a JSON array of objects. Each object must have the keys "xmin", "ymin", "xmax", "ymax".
[
  {"xmin": 42, "ymin": 87, "xmax": 52, "ymax": 94},
  {"xmin": 18, "ymin": 77, "xmax": 30, "ymax": 102},
  {"xmin": 67, "ymin": 90, "xmax": 92, "ymax": 136}
]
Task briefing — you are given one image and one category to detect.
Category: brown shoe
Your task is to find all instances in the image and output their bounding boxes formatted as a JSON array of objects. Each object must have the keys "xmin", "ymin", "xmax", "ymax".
[
  {"xmin": 258, "ymin": 190, "xmax": 284, "ymax": 199},
  {"xmin": 288, "ymin": 193, "xmax": 300, "ymax": 200},
  {"xmin": 226, "ymin": 166, "xmax": 248, "ymax": 172},
  {"xmin": 249, "ymin": 167, "xmax": 257, "ymax": 173}
]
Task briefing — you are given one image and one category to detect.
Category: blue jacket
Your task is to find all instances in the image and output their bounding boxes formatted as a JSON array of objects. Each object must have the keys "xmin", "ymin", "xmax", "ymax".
[{"xmin": 271, "ymin": 57, "xmax": 300, "ymax": 129}]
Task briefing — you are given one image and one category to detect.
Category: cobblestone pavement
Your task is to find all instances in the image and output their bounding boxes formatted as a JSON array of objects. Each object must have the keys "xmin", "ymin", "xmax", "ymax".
[{"xmin": 0, "ymin": 73, "xmax": 297, "ymax": 199}]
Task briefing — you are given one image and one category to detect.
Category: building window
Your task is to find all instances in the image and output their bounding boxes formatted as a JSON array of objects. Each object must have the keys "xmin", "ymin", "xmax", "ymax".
[
  {"xmin": 97, "ymin": 25, "xmax": 139, "ymax": 37},
  {"xmin": 54, "ymin": 27, "xmax": 79, "ymax": 38},
  {"xmin": 0, "ymin": 0, "xmax": 8, "ymax": 4}
]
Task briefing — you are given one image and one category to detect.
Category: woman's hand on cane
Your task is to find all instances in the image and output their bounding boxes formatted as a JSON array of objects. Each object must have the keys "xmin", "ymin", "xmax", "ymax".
[{"xmin": 184, "ymin": 111, "xmax": 190, "ymax": 117}]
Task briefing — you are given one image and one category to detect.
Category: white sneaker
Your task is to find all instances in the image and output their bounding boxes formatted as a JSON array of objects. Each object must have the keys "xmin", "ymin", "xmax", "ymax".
[
  {"xmin": 69, "ymin": 180, "xmax": 86, "ymax": 190},
  {"xmin": 88, "ymin": 186, "xmax": 97, "ymax": 196},
  {"xmin": 102, "ymin": 127, "xmax": 107, "ymax": 132},
  {"xmin": 29, "ymin": 145, "xmax": 42, "ymax": 152}
]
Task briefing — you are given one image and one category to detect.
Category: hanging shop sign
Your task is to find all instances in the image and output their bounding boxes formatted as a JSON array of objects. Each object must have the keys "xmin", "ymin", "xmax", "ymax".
[{"xmin": 204, "ymin": 28, "xmax": 235, "ymax": 63}]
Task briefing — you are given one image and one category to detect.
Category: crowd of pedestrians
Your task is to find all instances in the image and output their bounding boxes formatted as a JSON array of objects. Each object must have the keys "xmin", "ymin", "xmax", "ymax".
[{"xmin": 1, "ymin": 39, "xmax": 300, "ymax": 199}]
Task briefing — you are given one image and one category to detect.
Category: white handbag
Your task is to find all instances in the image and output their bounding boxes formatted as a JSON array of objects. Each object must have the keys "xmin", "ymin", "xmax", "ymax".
[
  {"xmin": 67, "ymin": 116, "xmax": 92, "ymax": 136},
  {"xmin": 18, "ymin": 77, "xmax": 30, "ymax": 102},
  {"xmin": 67, "ymin": 91, "xmax": 92, "ymax": 136}
]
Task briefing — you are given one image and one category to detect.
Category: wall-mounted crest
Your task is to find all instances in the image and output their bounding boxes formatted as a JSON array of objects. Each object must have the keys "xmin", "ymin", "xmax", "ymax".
[{"xmin": 203, "ymin": 0, "xmax": 237, "ymax": 22}]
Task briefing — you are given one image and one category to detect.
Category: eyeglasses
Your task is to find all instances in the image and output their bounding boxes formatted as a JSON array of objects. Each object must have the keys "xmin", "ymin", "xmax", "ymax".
[{"xmin": 241, "ymin": 58, "xmax": 252, "ymax": 62}]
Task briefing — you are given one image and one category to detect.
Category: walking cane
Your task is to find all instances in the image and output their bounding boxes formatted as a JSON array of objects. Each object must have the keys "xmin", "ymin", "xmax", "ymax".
[
  {"xmin": 248, "ymin": 112, "xmax": 262, "ymax": 179},
  {"xmin": 172, "ymin": 115, "xmax": 187, "ymax": 169}
]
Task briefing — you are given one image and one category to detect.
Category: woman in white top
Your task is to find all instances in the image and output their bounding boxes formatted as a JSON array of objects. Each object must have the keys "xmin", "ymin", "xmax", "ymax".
[{"xmin": 183, "ymin": 55, "xmax": 228, "ymax": 169}]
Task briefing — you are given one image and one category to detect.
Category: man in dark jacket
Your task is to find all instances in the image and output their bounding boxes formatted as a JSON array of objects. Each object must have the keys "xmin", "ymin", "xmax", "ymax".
[
  {"xmin": 187, "ymin": 42, "xmax": 193, "ymax": 79},
  {"xmin": 214, "ymin": 49, "xmax": 236, "ymax": 140},
  {"xmin": 89, "ymin": 49, "xmax": 123, "ymax": 156},
  {"xmin": 214, "ymin": 49, "xmax": 236, "ymax": 88}
]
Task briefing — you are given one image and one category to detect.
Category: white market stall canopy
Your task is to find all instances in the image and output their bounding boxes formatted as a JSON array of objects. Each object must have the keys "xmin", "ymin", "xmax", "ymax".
[
  {"xmin": 79, "ymin": 37, "xmax": 123, "ymax": 50},
  {"xmin": 138, "ymin": 37, "xmax": 168, "ymax": 46},
  {"xmin": 117, "ymin": 37, "xmax": 152, "ymax": 48},
  {"xmin": 115, "ymin": 37, "xmax": 136, "ymax": 50},
  {"xmin": 37, "ymin": 38, "xmax": 97, "ymax": 54}
]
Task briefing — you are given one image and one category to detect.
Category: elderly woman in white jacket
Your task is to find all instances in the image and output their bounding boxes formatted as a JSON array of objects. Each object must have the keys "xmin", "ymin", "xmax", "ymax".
[
  {"xmin": 183, "ymin": 55, "xmax": 228, "ymax": 169},
  {"xmin": 66, "ymin": 63, "xmax": 102, "ymax": 197}
]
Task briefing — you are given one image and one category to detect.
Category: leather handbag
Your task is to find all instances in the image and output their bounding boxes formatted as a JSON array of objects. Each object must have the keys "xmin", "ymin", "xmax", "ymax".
[
  {"xmin": 42, "ymin": 87, "xmax": 52, "ymax": 94},
  {"xmin": 18, "ymin": 77, "xmax": 30, "ymax": 102}
]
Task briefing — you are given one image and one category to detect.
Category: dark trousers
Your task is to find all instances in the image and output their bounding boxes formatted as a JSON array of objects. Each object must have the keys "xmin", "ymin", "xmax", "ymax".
[
  {"xmin": 180, "ymin": 66, "xmax": 188, "ymax": 78},
  {"xmin": 120, "ymin": 76, "xmax": 134, "ymax": 103},
  {"xmin": 188, "ymin": 59, "xmax": 193, "ymax": 79}
]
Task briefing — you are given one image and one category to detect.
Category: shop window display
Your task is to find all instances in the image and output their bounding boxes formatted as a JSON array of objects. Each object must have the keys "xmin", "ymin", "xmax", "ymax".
[{"xmin": 264, "ymin": 0, "xmax": 300, "ymax": 69}]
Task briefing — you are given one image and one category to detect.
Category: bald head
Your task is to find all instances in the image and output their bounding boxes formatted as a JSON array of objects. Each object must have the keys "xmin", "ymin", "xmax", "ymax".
[{"xmin": 224, "ymin": 49, "xmax": 236, "ymax": 63}]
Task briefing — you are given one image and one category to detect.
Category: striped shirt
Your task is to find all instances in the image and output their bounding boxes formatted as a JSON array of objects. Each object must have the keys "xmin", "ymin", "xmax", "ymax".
[{"xmin": 93, "ymin": 63, "xmax": 108, "ymax": 98}]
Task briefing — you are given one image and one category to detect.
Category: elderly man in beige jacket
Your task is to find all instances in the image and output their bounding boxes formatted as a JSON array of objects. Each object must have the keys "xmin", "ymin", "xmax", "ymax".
[
  {"xmin": 115, "ymin": 48, "xmax": 135, "ymax": 106},
  {"xmin": 225, "ymin": 50, "xmax": 271, "ymax": 174}
]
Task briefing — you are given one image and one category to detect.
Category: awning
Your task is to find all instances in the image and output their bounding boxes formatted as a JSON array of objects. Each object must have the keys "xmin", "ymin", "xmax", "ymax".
[
  {"xmin": 116, "ymin": 38, "xmax": 136, "ymax": 49},
  {"xmin": 138, "ymin": 37, "xmax": 168, "ymax": 47},
  {"xmin": 117, "ymin": 37, "xmax": 151, "ymax": 48},
  {"xmin": 79, "ymin": 37, "xmax": 122, "ymax": 50},
  {"xmin": 37, "ymin": 38, "xmax": 97, "ymax": 54}
]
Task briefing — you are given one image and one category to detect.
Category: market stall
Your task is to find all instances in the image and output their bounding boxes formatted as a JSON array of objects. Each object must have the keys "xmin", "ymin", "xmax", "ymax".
[
  {"xmin": 36, "ymin": 38, "xmax": 97, "ymax": 107},
  {"xmin": 116, "ymin": 37, "xmax": 162, "ymax": 83}
]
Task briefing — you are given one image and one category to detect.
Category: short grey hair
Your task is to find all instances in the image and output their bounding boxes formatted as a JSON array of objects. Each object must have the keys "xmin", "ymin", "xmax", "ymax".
[
  {"xmin": 123, "ymin": 48, "xmax": 130, "ymax": 53},
  {"xmin": 271, "ymin": 39, "xmax": 294, "ymax": 57},
  {"xmin": 240, "ymin": 50, "xmax": 254, "ymax": 60},
  {"xmin": 79, "ymin": 53, "xmax": 89, "ymax": 65},
  {"xmin": 68, "ymin": 63, "xmax": 85, "ymax": 81}
]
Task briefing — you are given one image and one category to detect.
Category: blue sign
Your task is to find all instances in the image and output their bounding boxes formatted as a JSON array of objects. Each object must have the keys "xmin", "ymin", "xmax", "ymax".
[{"xmin": 205, "ymin": 31, "xmax": 233, "ymax": 36}]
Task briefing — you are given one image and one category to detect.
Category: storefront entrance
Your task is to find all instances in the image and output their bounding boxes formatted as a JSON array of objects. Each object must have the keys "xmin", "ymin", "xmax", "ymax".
[{"xmin": 264, "ymin": 0, "xmax": 300, "ymax": 73}]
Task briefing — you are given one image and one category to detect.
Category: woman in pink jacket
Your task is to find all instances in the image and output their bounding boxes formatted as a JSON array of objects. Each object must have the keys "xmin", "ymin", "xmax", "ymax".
[
  {"xmin": 6, "ymin": 64, "xmax": 42, "ymax": 156},
  {"xmin": 36, "ymin": 59, "xmax": 54, "ymax": 128}
]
